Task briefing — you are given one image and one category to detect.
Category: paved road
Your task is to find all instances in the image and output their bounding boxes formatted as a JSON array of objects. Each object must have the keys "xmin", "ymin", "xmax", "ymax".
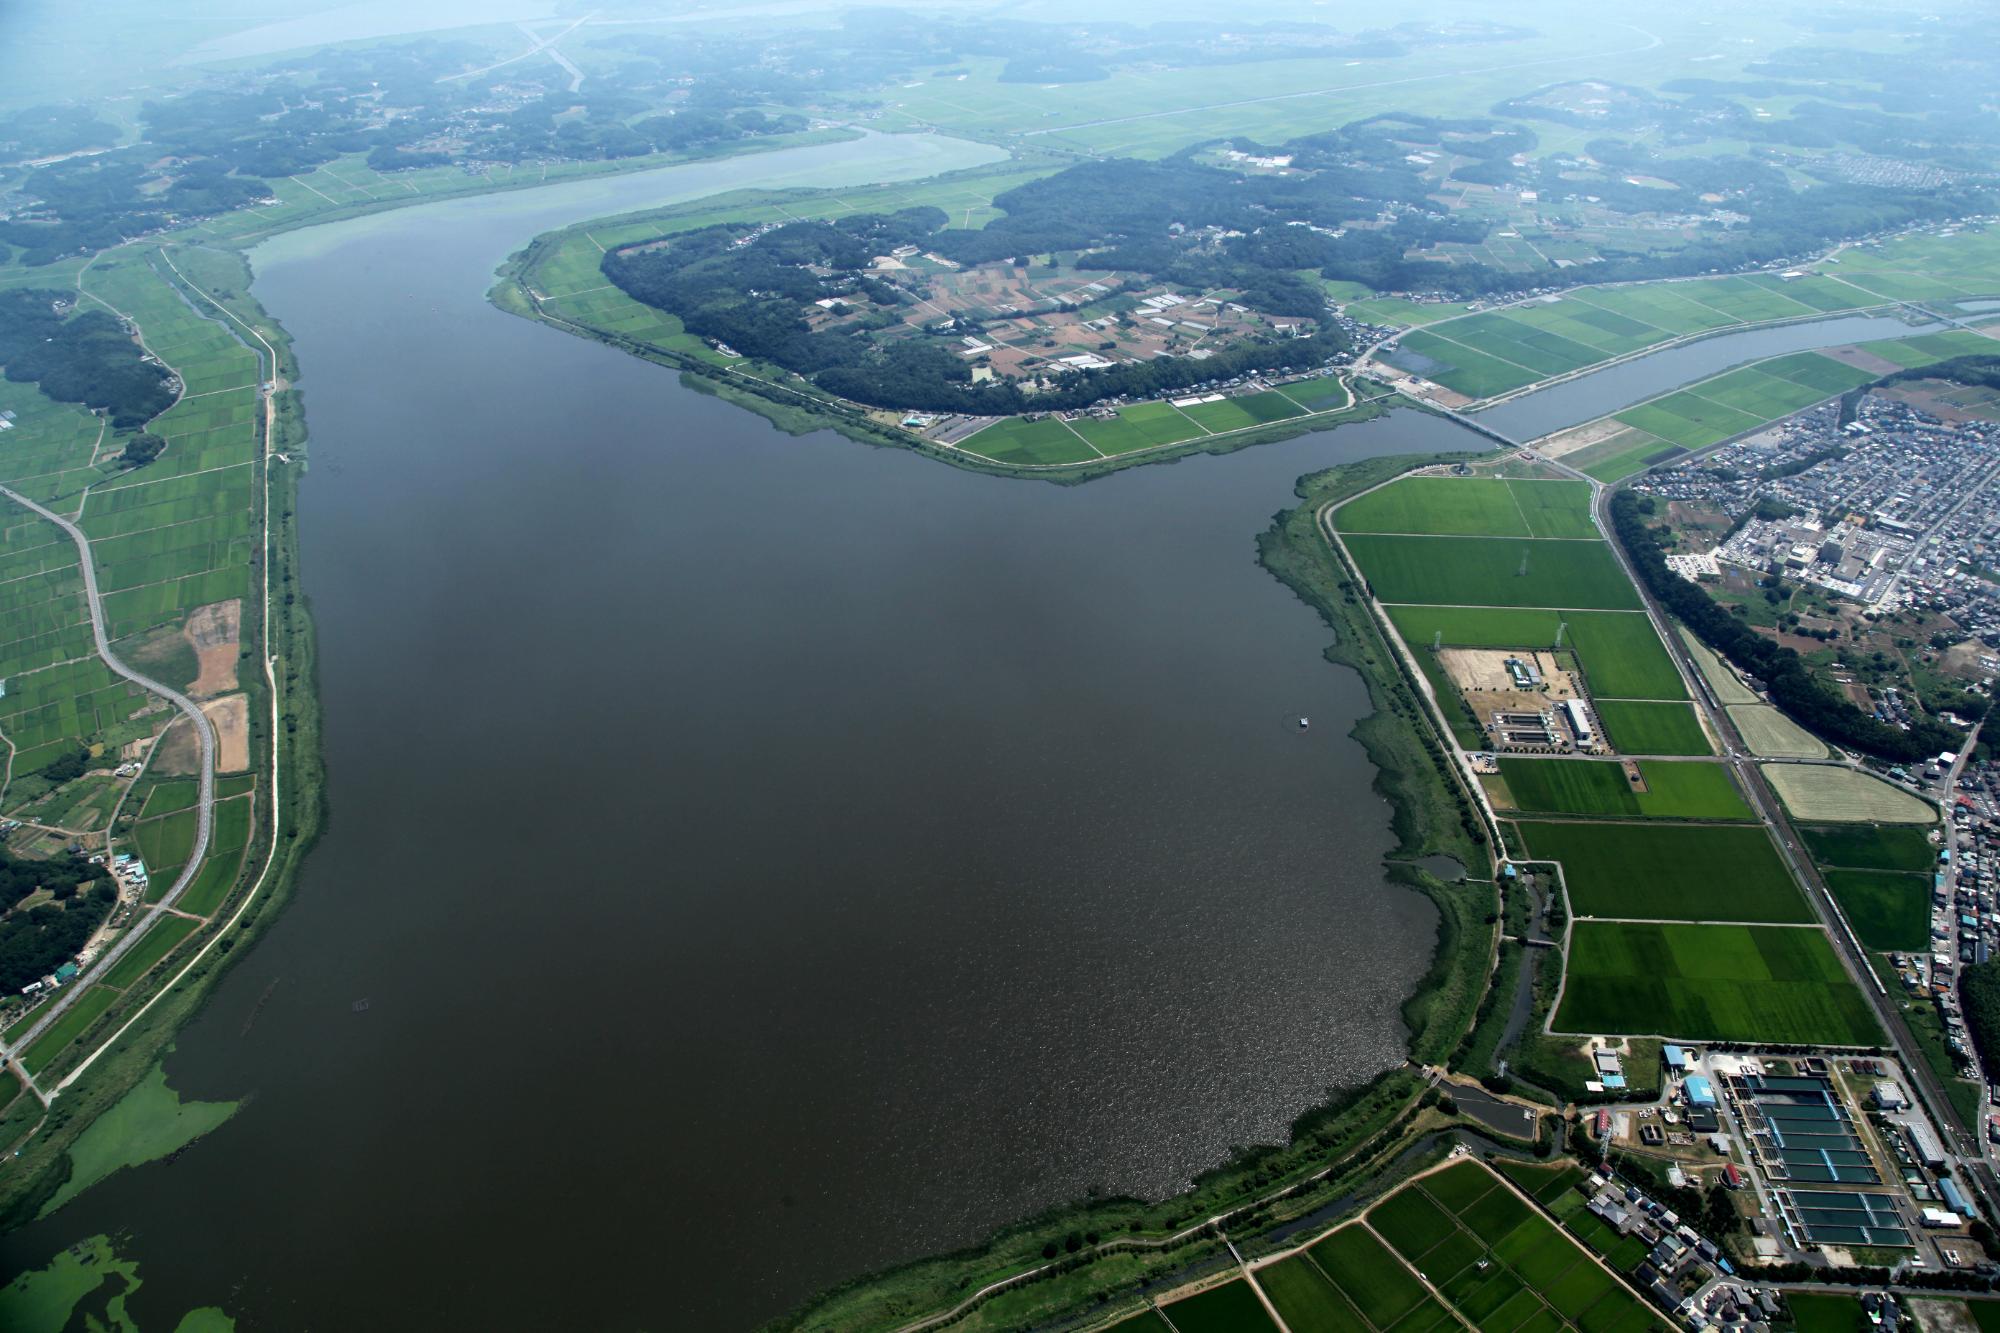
[{"xmin": 0, "ymin": 481, "xmax": 216, "ymax": 1090}]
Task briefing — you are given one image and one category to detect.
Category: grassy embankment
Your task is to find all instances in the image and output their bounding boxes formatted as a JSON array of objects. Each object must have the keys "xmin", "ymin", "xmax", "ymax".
[{"xmin": 764, "ymin": 452, "xmax": 1503, "ymax": 1331}]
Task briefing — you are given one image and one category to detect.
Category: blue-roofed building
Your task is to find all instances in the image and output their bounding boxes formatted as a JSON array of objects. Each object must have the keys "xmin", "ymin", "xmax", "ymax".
[
  {"xmin": 1663, "ymin": 1045, "xmax": 1687, "ymax": 1071},
  {"xmin": 1602, "ymin": 1074, "xmax": 1627, "ymax": 1090},
  {"xmin": 1685, "ymin": 1075, "xmax": 1717, "ymax": 1107},
  {"xmin": 1941, "ymin": 1176, "xmax": 1972, "ymax": 1216}
]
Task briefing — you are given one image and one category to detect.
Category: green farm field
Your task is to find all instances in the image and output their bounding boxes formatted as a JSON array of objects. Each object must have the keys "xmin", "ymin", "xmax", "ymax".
[
  {"xmin": 1494, "ymin": 760, "xmax": 1749, "ymax": 821},
  {"xmin": 1593, "ymin": 702, "xmax": 1712, "ymax": 756},
  {"xmin": 1798, "ymin": 823, "xmax": 1939, "ymax": 873},
  {"xmin": 1382, "ymin": 607, "xmax": 1681, "ymax": 700},
  {"xmin": 1158, "ymin": 1280, "xmax": 1278, "ymax": 1333},
  {"xmin": 1555, "ymin": 921, "xmax": 1882, "ymax": 1045},
  {"xmin": 958, "ymin": 416, "xmax": 1097, "ymax": 466},
  {"xmin": 1334, "ymin": 475, "xmax": 1594, "ymax": 539},
  {"xmin": 1823, "ymin": 870, "xmax": 1930, "ymax": 953},
  {"xmin": 1335, "ymin": 1161, "xmax": 1665, "ymax": 1333},
  {"xmin": 1512, "ymin": 820, "xmax": 1809, "ymax": 923},
  {"xmin": 1345, "ymin": 535, "xmax": 1641, "ymax": 610}
]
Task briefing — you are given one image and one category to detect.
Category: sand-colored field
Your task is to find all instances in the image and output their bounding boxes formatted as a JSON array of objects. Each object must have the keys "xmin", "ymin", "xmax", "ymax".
[
  {"xmin": 1728, "ymin": 704, "xmax": 1828, "ymax": 760},
  {"xmin": 201, "ymin": 694, "xmax": 250, "ymax": 774},
  {"xmin": 183, "ymin": 599, "xmax": 241, "ymax": 697},
  {"xmin": 1760, "ymin": 763, "xmax": 1936, "ymax": 824},
  {"xmin": 151, "ymin": 692, "xmax": 250, "ymax": 776}
]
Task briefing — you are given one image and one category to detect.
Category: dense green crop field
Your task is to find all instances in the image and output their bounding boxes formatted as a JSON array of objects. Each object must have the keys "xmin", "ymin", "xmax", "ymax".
[
  {"xmin": 1798, "ymin": 823, "xmax": 1939, "ymax": 873},
  {"xmin": 1512, "ymin": 820, "xmax": 1809, "ymax": 922},
  {"xmin": 1336, "ymin": 476, "xmax": 1534, "ymax": 537},
  {"xmin": 1253, "ymin": 1255, "xmax": 1369, "ymax": 1333},
  {"xmin": 1823, "ymin": 870, "xmax": 1930, "ymax": 953},
  {"xmin": 1160, "ymin": 1279, "xmax": 1280, "ymax": 1333},
  {"xmin": 1072, "ymin": 401, "xmax": 1205, "ymax": 455},
  {"xmin": 1593, "ymin": 702, "xmax": 1712, "ymax": 756},
  {"xmin": 959, "ymin": 416, "xmax": 1098, "ymax": 465},
  {"xmin": 1345, "ymin": 535, "xmax": 1641, "ymax": 609},
  {"xmin": 1496, "ymin": 760, "xmax": 1748, "ymax": 820},
  {"xmin": 1555, "ymin": 921, "xmax": 1882, "ymax": 1044}
]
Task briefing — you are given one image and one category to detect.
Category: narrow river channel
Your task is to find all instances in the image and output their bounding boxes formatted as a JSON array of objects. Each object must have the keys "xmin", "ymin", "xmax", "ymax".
[{"xmin": 2, "ymin": 135, "xmax": 1474, "ymax": 1328}]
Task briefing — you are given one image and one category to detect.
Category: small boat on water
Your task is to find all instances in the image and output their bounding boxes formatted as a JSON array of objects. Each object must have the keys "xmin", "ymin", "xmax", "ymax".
[{"xmin": 1298, "ymin": 716, "xmax": 1310, "ymax": 730}]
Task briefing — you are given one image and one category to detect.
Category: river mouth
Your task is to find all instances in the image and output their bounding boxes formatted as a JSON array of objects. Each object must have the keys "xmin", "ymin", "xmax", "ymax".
[{"xmin": 1, "ymin": 136, "xmax": 1474, "ymax": 1329}]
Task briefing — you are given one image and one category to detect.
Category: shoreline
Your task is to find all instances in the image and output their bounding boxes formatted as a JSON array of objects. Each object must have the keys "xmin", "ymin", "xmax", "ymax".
[{"xmin": 3, "ymin": 141, "xmax": 1511, "ymax": 1332}]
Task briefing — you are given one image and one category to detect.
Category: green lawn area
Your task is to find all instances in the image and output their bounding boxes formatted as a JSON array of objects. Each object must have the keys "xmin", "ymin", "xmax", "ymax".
[
  {"xmin": 1594, "ymin": 702, "xmax": 1712, "ymax": 756},
  {"xmin": 1798, "ymin": 823, "xmax": 1939, "ymax": 872},
  {"xmin": 1512, "ymin": 820, "xmax": 1810, "ymax": 922},
  {"xmin": 1344, "ymin": 535, "xmax": 1641, "ymax": 610},
  {"xmin": 1495, "ymin": 759, "xmax": 1748, "ymax": 820},
  {"xmin": 1823, "ymin": 870, "xmax": 1930, "ymax": 953},
  {"xmin": 1760, "ymin": 765, "xmax": 1938, "ymax": 824},
  {"xmin": 1161, "ymin": 1279, "xmax": 1280, "ymax": 1333},
  {"xmin": 1555, "ymin": 921, "xmax": 1882, "ymax": 1045}
]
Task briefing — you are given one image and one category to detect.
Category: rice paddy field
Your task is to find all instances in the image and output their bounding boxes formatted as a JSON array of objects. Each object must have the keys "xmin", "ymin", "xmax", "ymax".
[
  {"xmin": 1759, "ymin": 765, "xmax": 1938, "ymax": 824},
  {"xmin": 1591, "ymin": 702, "xmax": 1712, "ymax": 756},
  {"xmin": 1510, "ymin": 821, "xmax": 1809, "ymax": 923},
  {"xmin": 1492, "ymin": 759, "xmax": 1749, "ymax": 821},
  {"xmin": 1343, "ymin": 535, "xmax": 1641, "ymax": 610},
  {"xmin": 1555, "ymin": 921, "xmax": 1883, "ymax": 1045},
  {"xmin": 0, "ymin": 241, "xmax": 280, "ymax": 1086},
  {"xmin": 1334, "ymin": 476, "xmax": 1595, "ymax": 539},
  {"xmin": 1797, "ymin": 824, "xmax": 1940, "ymax": 874},
  {"xmin": 1242, "ymin": 1160, "xmax": 1665, "ymax": 1333},
  {"xmin": 1382, "ymin": 607, "xmax": 1684, "ymax": 702},
  {"xmin": 1822, "ymin": 870, "xmax": 1930, "ymax": 953}
]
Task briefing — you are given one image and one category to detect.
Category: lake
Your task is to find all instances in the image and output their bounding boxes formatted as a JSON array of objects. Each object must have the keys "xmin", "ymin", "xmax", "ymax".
[{"xmin": 1, "ymin": 135, "xmax": 1466, "ymax": 1328}]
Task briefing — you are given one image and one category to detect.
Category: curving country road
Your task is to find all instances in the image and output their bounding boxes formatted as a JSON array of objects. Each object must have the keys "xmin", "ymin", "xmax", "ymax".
[{"xmin": 0, "ymin": 480, "xmax": 216, "ymax": 1094}]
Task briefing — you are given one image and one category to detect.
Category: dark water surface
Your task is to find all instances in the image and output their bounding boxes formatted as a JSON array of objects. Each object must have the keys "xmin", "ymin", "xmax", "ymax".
[{"xmin": 5, "ymin": 136, "xmax": 1471, "ymax": 1329}]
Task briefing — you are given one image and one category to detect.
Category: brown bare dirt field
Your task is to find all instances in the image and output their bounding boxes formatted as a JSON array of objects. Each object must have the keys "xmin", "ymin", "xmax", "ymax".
[
  {"xmin": 1822, "ymin": 346, "xmax": 1906, "ymax": 376},
  {"xmin": 1540, "ymin": 416, "xmax": 1629, "ymax": 459},
  {"xmin": 201, "ymin": 694, "xmax": 250, "ymax": 773},
  {"xmin": 183, "ymin": 598, "xmax": 241, "ymax": 698},
  {"xmin": 151, "ymin": 713, "xmax": 199, "ymax": 776},
  {"xmin": 149, "ymin": 692, "xmax": 250, "ymax": 775}
]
